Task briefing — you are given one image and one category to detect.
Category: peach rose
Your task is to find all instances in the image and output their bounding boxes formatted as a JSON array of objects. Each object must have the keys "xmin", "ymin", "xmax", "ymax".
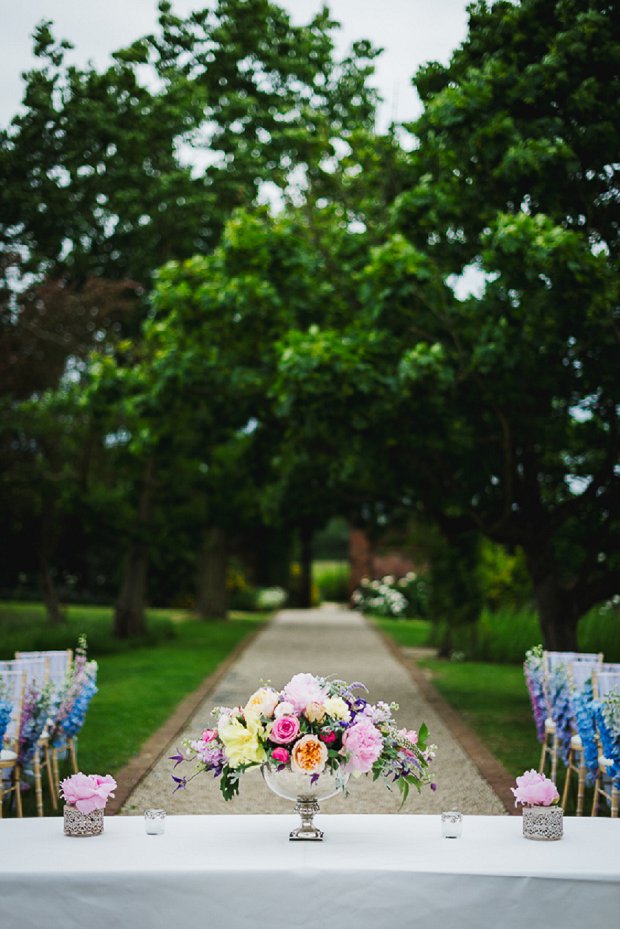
[{"xmin": 290, "ymin": 734, "xmax": 328, "ymax": 775}]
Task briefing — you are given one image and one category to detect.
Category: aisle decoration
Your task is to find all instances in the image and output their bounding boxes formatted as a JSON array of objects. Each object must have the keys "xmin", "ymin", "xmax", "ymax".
[
  {"xmin": 511, "ymin": 770, "xmax": 563, "ymax": 840},
  {"xmin": 171, "ymin": 672, "xmax": 435, "ymax": 839},
  {"xmin": 60, "ymin": 772, "xmax": 117, "ymax": 836}
]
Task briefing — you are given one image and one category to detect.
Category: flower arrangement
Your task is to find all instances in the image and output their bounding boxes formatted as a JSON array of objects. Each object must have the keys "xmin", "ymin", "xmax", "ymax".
[
  {"xmin": 60, "ymin": 773, "xmax": 117, "ymax": 814},
  {"xmin": 511, "ymin": 770, "xmax": 560, "ymax": 808},
  {"xmin": 171, "ymin": 672, "xmax": 436, "ymax": 802}
]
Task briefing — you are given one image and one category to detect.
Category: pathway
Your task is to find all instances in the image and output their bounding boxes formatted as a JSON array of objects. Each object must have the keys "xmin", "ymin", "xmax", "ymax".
[{"xmin": 122, "ymin": 608, "xmax": 507, "ymax": 815}]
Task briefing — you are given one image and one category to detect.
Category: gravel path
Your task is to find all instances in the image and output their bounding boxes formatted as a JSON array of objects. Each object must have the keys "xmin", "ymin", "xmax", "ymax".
[{"xmin": 122, "ymin": 607, "xmax": 506, "ymax": 816}]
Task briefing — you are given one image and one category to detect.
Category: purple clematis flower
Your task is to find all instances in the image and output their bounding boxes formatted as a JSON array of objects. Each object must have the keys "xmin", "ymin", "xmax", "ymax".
[{"xmin": 169, "ymin": 750, "xmax": 184, "ymax": 768}]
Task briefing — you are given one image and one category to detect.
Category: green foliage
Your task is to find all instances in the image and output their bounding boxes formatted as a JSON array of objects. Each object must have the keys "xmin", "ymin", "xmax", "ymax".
[{"xmin": 313, "ymin": 561, "xmax": 350, "ymax": 603}]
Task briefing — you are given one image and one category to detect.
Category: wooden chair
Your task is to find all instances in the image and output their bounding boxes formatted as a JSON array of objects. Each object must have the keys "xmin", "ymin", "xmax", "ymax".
[
  {"xmin": 15, "ymin": 651, "xmax": 73, "ymax": 813},
  {"xmin": 591, "ymin": 669, "xmax": 620, "ymax": 818},
  {"xmin": 539, "ymin": 651, "xmax": 602, "ymax": 784},
  {"xmin": 0, "ymin": 669, "xmax": 26, "ymax": 818},
  {"xmin": 560, "ymin": 661, "xmax": 601, "ymax": 815}
]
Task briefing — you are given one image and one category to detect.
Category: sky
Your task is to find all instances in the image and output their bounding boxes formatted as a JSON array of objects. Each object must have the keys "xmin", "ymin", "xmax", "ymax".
[{"xmin": 1, "ymin": 1, "xmax": 472, "ymax": 128}]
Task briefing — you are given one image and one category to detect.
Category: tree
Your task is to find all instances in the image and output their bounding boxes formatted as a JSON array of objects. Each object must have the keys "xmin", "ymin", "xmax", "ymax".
[
  {"xmin": 1, "ymin": 0, "xmax": 380, "ymax": 635},
  {"xmin": 271, "ymin": 0, "xmax": 620, "ymax": 649}
]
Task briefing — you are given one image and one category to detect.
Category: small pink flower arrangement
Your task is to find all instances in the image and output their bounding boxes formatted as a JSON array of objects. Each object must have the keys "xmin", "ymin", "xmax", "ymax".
[
  {"xmin": 511, "ymin": 769, "xmax": 559, "ymax": 808},
  {"xmin": 60, "ymin": 772, "xmax": 117, "ymax": 814}
]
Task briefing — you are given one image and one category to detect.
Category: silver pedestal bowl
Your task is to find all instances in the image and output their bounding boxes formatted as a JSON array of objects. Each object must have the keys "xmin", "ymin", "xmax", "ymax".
[{"xmin": 261, "ymin": 765, "xmax": 348, "ymax": 841}]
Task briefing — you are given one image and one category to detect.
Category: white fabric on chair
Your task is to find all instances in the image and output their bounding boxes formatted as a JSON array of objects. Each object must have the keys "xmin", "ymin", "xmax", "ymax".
[{"xmin": 0, "ymin": 814, "xmax": 618, "ymax": 929}]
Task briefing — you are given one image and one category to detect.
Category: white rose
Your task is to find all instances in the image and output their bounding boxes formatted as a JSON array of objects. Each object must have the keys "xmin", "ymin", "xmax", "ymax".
[
  {"xmin": 324, "ymin": 696, "xmax": 351, "ymax": 722},
  {"xmin": 274, "ymin": 701, "xmax": 295, "ymax": 718}
]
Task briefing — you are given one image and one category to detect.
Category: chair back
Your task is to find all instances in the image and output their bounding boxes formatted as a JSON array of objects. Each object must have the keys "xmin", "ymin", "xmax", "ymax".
[
  {"xmin": 592, "ymin": 670, "xmax": 620, "ymax": 700},
  {"xmin": 545, "ymin": 651, "xmax": 603, "ymax": 673},
  {"xmin": 569, "ymin": 659, "xmax": 604, "ymax": 693},
  {"xmin": 15, "ymin": 650, "xmax": 71, "ymax": 691}
]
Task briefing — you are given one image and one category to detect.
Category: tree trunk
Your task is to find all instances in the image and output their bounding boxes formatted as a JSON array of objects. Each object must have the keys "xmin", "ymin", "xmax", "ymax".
[
  {"xmin": 114, "ymin": 459, "xmax": 155, "ymax": 639},
  {"xmin": 298, "ymin": 527, "xmax": 313, "ymax": 609},
  {"xmin": 533, "ymin": 573, "xmax": 579, "ymax": 651},
  {"xmin": 197, "ymin": 526, "xmax": 229, "ymax": 620},
  {"xmin": 38, "ymin": 552, "xmax": 65, "ymax": 626}
]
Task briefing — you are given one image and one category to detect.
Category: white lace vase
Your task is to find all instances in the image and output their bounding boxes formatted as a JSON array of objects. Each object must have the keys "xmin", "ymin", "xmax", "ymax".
[
  {"xmin": 522, "ymin": 805, "xmax": 563, "ymax": 841},
  {"xmin": 63, "ymin": 805, "xmax": 104, "ymax": 837}
]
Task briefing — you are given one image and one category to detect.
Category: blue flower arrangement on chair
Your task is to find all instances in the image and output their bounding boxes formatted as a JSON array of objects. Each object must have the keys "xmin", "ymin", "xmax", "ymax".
[
  {"xmin": 596, "ymin": 695, "xmax": 620, "ymax": 786},
  {"xmin": 0, "ymin": 682, "xmax": 13, "ymax": 748},
  {"xmin": 573, "ymin": 683, "xmax": 599, "ymax": 784}
]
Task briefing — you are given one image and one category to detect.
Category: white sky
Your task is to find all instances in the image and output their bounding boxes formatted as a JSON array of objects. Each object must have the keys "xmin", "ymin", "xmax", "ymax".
[{"xmin": 1, "ymin": 1, "xmax": 471, "ymax": 128}]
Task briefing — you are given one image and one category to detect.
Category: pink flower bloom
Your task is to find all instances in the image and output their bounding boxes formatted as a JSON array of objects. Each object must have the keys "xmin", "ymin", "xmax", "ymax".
[
  {"xmin": 398, "ymin": 728, "xmax": 419, "ymax": 757},
  {"xmin": 60, "ymin": 772, "xmax": 117, "ymax": 815},
  {"xmin": 319, "ymin": 731, "xmax": 336, "ymax": 744},
  {"xmin": 272, "ymin": 747, "xmax": 289, "ymax": 765},
  {"xmin": 282, "ymin": 673, "xmax": 328, "ymax": 714},
  {"xmin": 269, "ymin": 715, "xmax": 301, "ymax": 745},
  {"xmin": 341, "ymin": 721, "xmax": 383, "ymax": 775},
  {"xmin": 511, "ymin": 769, "xmax": 559, "ymax": 807},
  {"xmin": 201, "ymin": 729, "xmax": 217, "ymax": 743}
]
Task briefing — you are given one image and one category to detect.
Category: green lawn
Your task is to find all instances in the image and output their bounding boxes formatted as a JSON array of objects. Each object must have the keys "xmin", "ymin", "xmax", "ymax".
[{"xmin": 0, "ymin": 602, "xmax": 268, "ymax": 814}]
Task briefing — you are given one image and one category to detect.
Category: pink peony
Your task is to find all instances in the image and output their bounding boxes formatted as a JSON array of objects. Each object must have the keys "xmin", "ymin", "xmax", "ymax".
[
  {"xmin": 281, "ymin": 673, "xmax": 328, "ymax": 714},
  {"xmin": 272, "ymin": 747, "xmax": 289, "ymax": 765},
  {"xmin": 511, "ymin": 770, "xmax": 559, "ymax": 807},
  {"xmin": 60, "ymin": 772, "xmax": 117, "ymax": 815},
  {"xmin": 341, "ymin": 721, "xmax": 383, "ymax": 775},
  {"xmin": 269, "ymin": 715, "xmax": 301, "ymax": 745}
]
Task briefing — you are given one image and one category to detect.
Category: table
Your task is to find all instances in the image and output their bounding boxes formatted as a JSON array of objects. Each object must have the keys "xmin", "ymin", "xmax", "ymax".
[{"xmin": 0, "ymin": 814, "xmax": 618, "ymax": 929}]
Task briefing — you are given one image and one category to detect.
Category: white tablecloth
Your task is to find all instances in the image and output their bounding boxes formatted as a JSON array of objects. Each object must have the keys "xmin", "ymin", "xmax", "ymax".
[{"xmin": 0, "ymin": 814, "xmax": 618, "ymax": 929}]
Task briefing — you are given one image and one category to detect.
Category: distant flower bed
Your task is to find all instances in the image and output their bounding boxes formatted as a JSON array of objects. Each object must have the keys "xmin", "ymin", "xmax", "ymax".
[{"xmin": 351, "ymin": 573, "xmax": 429, "ymax": 619}]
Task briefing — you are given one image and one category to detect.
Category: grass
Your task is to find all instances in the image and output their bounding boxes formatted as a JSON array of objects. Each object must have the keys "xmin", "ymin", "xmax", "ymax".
[
  {"xmin": 0, "ymin": 602, "xmax": 269, "ymax": 815},
  {"xmin": 313, "ymin": 560, "xmax": 350, "ymax": 603},
  {"xmin": 372, "ymin": 617, "xmax": 433, "ymax": 650}
]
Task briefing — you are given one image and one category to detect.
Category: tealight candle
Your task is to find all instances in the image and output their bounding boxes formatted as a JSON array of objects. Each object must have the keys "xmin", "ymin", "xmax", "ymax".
[
  {"xmin": 441, "ymin": 810, "xmax": 463, "ymax": 838},
  {"xmin": 145, "ymin": 809, "xmax": 166, "ymax": 835}
]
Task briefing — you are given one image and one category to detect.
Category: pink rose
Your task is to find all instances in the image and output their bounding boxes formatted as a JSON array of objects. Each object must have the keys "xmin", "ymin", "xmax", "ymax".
[
  {"xmin": 269, "ymin": 715, "xmax": 301, "ymax": 745},
  {"xmin": 282, "ymin": 673, "xmax": 328, "ymax": 713},
  {"xmin": 511, "ymin": 770, "xmax": 559, "ymax": 807},
  {"xmin": 319, "ymin": 731, "xmax": 336, "ymax": 744},
  {"xmin": 341, "ymin": 721, "xmax": 383, "ymax": 775},
  {"xmin": 201, "ymin": 729, "xmax": 217, "ymax": 743},
  {"xmin": 272, "ymin": 747, "xmax": 289, "ymax": 765},
  {"xmin": 60, "ymin": 772, "xmax": 117, "ymax": 815}
]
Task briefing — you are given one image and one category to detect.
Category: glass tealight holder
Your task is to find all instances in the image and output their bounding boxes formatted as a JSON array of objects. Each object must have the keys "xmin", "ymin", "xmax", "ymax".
[
  {"xmin": 145, "ymin": 809, "xmax": 166, "ymax": 835},
  {"xmin": 441, "ymin": 811, "xmax": 463, "ymax": 839}
]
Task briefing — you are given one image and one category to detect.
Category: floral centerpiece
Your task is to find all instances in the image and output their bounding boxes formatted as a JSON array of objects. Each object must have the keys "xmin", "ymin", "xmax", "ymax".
[
  {"xmin": 511, "ymin": 770, "xmax": 563, "ymax": 841},
  {"xmin": 171, "ymin": 672, "xmax": 435, "ymax": 839},
  {"xmin": 60, "ymin": 772, "xmax": 117, "ymax": 837}
]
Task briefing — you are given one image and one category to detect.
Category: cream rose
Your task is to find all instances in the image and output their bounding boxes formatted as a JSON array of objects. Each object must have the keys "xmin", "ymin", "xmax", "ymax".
[
  {"xmin": 244, "ymin": 687, "xmax": 280, "ymax": 720},
  {"xmin": 305, "ymin": 701, "xmax": 326, "ymax": 723},
  {"xmin": 274, "ymin": 701, "xmax": 295, "ymax": 718},
  {"xmin": 324, "ymin": 696, "xmax": 351, "ymax": 722}
]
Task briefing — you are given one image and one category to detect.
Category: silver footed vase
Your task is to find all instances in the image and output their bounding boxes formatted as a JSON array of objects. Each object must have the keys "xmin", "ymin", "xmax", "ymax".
[{"xmin": 261, "ymin": 765, "xmax": 348, "ymax": 841}]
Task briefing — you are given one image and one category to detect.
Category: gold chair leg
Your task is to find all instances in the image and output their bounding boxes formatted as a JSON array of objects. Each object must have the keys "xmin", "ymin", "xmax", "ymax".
[
  {"xmin": 561, "ymin": 750, "xmax": 573, "ymax": 809},
  {"xmin": 33, "ymin": 748, "xmax": 44, "ymax": 817},
  {"xmin": 551, "ymin": 736, "xmax": 558, "ymax": 785},
  {"xmin": 591, "ymin": 774, "xmax": 600, "ymax": 817},
  {"xmin": 15, "ymin": 766, "xmax": 23, "ymax": 818},
  {"xmin": 612, "ymin": 787, "xmax": 619, "ymax": 819},
  {"xmin": 43, "ymin": 742, "xmax": 58, "ymax": 810},
  {"xmin": 68, "ymin": 738, "xmax": 78, "ymax": 774},
  {"xmin": 0, "ymin": 774, "xmax": 4, "ymax": 818},
  {"xmin": 539, "ymin": 738, "xmax": 547, "ymax": 774},
  {"xmin": 52, "ymin": 747, "xmax": 60, "ymax": 791},
  {"xmin": 576, "ymin": 756, "xmax": 586, "ymax": 817}
]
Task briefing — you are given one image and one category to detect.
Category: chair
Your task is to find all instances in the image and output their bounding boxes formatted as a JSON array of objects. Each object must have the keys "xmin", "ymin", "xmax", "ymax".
[
  {"xmin": 0, "ymin": 669, "xmax": 26, "ymax": 817},
  {"xmin": 47, "ymin": 653, "xmax": 98, "ymax": 790},
  {"xmin": 560, "ymin": 661, "xmax": 602, "ymax": 814},
  {"xmin": 591, "ymin": 670, "xmax": 620, "ymax": 818},
  {"xmin": 539, "ymin": 651, "xmax": 602, "ymax": 784}
]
